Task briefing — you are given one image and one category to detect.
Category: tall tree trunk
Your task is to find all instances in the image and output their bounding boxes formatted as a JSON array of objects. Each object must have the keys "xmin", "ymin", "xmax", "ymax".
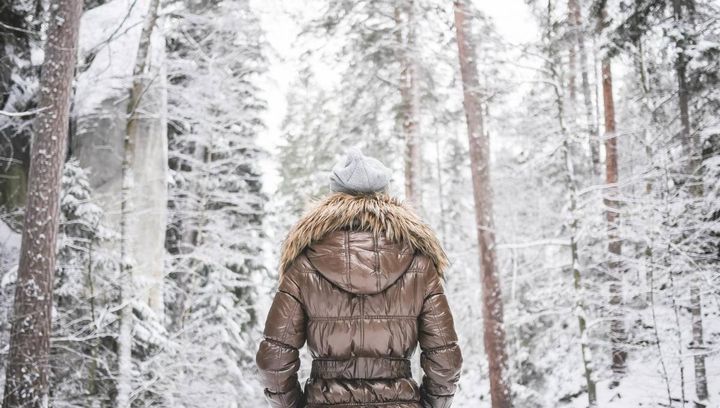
[
  {"xmin": 567, "ymin": 6, "xmax": 577, "ymax": 100},
  {"xmin": 453, "ymin": 2, "xmax": 511, "ymax": 407},
  {"xmin": 434, "ymin": 137, "xmax": 447, "ymax": 248},
  {"xmin": 689, "ymin": 283, "xmax": 707, "ymax": 407},
  {"xmin": 596, "ymin": 2, "xmax": 627, "ymax": 384},
  {"xmin": 568, "ymin": 0, "xmax": 600, "ymax": 176},
  {"xmin": 1, "ymin": 0, "xmax": 82, "ymax": 406},
  {"xmin": 553, "ymin": 79, "xmax": 598, "ymax": 408},
  {"xmin": 671, "ymin": 0, "xmax": 692, "ymax": 157},
  {"xmin": 116, "ymin": 0, "xmax": 161, "ymax": 405},
  {"xmin": 670, "ymin": 0, "xmax": 708, "ymax": 405},
  {"xmin": 396, "ymin": 0, "xmax": 422, "ymax": 211},
  {"xmin": 548, "ymin": 5, "xmax": 599, "ymax": 398}
]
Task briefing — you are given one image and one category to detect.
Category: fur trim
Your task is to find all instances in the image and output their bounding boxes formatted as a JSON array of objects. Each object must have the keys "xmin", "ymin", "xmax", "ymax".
[{"xmin": 279, "ymin": 192, "xmax": 448, "ymax": 278}]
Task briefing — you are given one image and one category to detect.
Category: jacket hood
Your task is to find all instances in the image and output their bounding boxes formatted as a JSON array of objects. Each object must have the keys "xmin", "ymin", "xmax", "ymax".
[
  {"xmin": 305, "ymin": 230, "xmax": 415, "ymax": 295},
  {"xmin": 279, "ymin": 192, "xmax": 448, "ymax": 286}
]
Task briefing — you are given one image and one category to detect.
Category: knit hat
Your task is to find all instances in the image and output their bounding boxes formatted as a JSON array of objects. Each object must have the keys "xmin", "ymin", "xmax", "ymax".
[{"xmin": 329, "ymin": 148, "xmax": 390, "ymax": 194}]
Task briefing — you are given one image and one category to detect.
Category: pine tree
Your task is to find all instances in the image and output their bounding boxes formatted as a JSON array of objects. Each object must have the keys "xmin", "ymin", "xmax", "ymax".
[
  {"xmin": 297, "ymin": 0, "xmax": 463, "ymax": 205},
  {"xmin": 162, "ymin": 0, "xmax": 269, "ymax": 404},
  {"xmin": 301, "ymin": 0, "xmax": 406, "ymax": 168},
  {"xmin": 453, "ymin": 1, "xmax": 511, "ymax": 406},
  {"xmin": 50, "ymin": 159, "xmax": 117, "ymax": 408},
  {"xmin": 276, "ymin": 72, "xmax": 341, "ymax": 220},
  {"xmin": 609, "ymin": 0, "xmax": 719, "ymax": 403},
  {"xmin": 595, "ymin": 0, "xmax": 628, "ymax": 385},
  {"xmin": 2, "ymin": 0, "xmax": 82, "ymax": 405}
]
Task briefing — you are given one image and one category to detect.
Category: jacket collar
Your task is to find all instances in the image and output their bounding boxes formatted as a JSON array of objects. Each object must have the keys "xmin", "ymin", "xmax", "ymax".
[{"xmin": 279, "ymin": 192, "xmax": 447, "ymax": 278}]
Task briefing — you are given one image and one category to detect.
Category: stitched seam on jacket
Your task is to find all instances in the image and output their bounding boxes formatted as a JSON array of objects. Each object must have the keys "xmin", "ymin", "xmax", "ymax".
[
  {"xmin": 374, "ymin": 234, "xmax": 380, "ymax": 293},
  {"xmin": 307, "ymin": 400, "xmax": 421, "ymax": 407},
  {"xmin": 374, "ymin": 248, "xmax": 409, "ymax": 253},
  {"xmin": 345, "ymin": 230, "xmax": 351, "ymax": 290},
  {"xmin": 412, "ymin": 256, "xmax": 421, "ymax": 315},
  {"xmin": 263, "ymin": 337, "xmax": 299, "ymax": 352},
  {"xmin": 265, "ymin": 388, "xmax": 297, "ymax": 396},
  {"xmin": 423, "ymin": 292, "xmax": 443, "ymax": 303},
  {"xmin": 262, "ymin": 366, "xmax": 297, "ymax": 374},
  {"xmin": 278, "ymin": 289, "xmax": 302, "ymax": 305},
  {"xmin": 360, "ymin": 294, "xmax": 365, "ymax": 349},
  {"xmin": 422, "ymin": 342, "xmax": 457, "ymax": 355},
  {"xmin": 308, "ymin": 315, "xmax": 416, "ymax": 321},
  {"xmin": 312, "ymin": 357, "xmax": 410, "ymax": 362}
]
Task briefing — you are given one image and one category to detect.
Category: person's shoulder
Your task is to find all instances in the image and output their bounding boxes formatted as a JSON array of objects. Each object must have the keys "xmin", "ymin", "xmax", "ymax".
[
  {"xmin": 410, "ymin": 253, "xmax": 444, "ymax": 298},
  {"xmin": 411, "ymin": 253, "xmax": 439, "ymax": 277},
  {"xmin": 279, "ymin": 253, "xmax": 315, "ymax": 293},
  {"xmin": 285, "ymin": 252, "xmax": 315, "ymax": 276}
]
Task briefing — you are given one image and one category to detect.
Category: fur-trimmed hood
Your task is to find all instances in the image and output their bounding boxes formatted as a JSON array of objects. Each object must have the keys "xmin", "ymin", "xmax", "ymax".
[{"xmin": 279, "ymin": 192, "xmax": 448, "ymax": 279}]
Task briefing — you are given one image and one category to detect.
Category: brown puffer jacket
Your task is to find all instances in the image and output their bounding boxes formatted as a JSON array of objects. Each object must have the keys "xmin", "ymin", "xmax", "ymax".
[{"xmin": 256, "ymin": 193, "xmax": 462, "ymax": 408}]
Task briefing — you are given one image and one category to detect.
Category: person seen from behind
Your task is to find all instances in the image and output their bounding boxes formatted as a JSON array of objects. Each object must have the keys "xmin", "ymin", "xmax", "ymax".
[{"xmin": 256, "ymin": 148, "xmax": 463, "ymax": 408}]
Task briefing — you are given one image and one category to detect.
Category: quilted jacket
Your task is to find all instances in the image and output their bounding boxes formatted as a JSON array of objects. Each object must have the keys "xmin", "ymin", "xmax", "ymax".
[{"xmin": 256, "ymin": 193, "xmax": 462, "ymax": 408}]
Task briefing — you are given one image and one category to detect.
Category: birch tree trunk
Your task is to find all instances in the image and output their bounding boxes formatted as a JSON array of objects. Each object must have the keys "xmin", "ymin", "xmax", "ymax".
[
  {"xmin": 453, "ymin": 2, "xmax": 511, "ymax": 406},
  {"xmin": 547, "ymin": 10, "xmax": 599, "ymax": 400},
  {"xmin": 553, "ymin": 79, "xmax": 598, "ymax": 408},
  {"xmin": 596, "ymin": 2, "xmax": 627, "ymax": 384},
  {"xmin": 689, "ymin": 281, "xmax": 708, "ymax": 407},
  {"xmin": 116, "ymin": 0, "xmax": 161, "ymax": 405},
  {"xmin": 670, "ymin": 0, "xmax": 708, "ymax": 405},
  {"xmin": 396, "ymin": 0, "xmax": 422, "ymax": 211},
  {"xmin": 1, "ymin": 0, "xmax": 82, "ymax": 406}
]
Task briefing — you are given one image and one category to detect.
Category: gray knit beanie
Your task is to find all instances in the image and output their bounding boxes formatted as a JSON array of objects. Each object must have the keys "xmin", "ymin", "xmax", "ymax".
[{"xmin": 329, "ymin": 148, "xmax": 390, "ymax": 194}]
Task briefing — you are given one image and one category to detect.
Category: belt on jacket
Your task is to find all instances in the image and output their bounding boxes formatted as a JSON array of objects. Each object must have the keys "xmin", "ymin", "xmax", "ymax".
[{"xmin": 310, "ymin": 357, "xmax": 412, "ymax": 380}]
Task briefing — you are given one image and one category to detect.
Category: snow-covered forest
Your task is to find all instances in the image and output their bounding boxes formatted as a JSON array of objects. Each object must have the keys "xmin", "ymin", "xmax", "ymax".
[{"xmin": 0, "ymin": 0, "xmax": 718, "ymax": 406}]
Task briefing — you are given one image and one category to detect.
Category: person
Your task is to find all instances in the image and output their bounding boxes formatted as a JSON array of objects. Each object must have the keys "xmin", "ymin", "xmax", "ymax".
[{"xmin": 256, "ymin": 148, "xmax": 462, "ymax": 408}]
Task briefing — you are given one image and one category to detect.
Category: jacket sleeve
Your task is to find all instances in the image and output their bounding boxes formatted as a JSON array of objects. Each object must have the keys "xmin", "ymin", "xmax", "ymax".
[
  {"xmin": 256, "ymin": 268, "xmax": 307, "ymax": 408},
  {"xmin": 418, "ymin": 266, "xmax": 463, "ymax": 408}
]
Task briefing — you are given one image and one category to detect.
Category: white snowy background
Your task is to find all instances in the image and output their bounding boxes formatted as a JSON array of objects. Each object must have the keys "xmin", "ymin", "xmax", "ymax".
[{"xmin": 0, "ymin": 0, "xmax": 718, "ymax": 407}]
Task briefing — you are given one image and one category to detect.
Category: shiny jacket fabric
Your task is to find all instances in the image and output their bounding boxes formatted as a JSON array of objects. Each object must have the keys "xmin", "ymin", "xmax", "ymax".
[{"xmin": 257, "ymin": 193, "xmax": 462, "ymax": 408}]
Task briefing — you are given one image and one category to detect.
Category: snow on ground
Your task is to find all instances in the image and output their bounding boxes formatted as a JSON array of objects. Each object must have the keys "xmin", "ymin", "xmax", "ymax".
[{"xmin": 568, "ymin": 299, "xmax": 720, "ymax": 408}]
